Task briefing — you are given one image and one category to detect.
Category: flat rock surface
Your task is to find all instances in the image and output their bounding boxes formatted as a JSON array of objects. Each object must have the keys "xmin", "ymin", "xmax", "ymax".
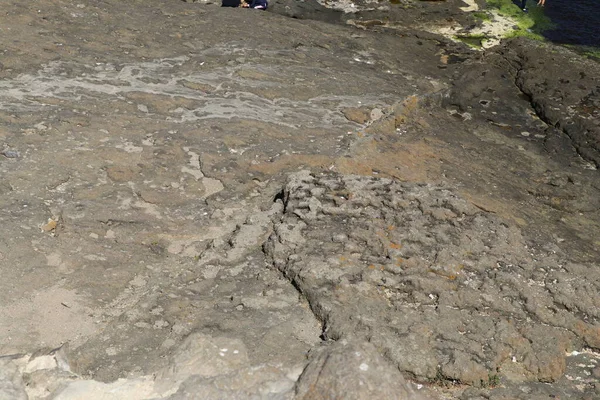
[{"xmin": 0, "ymin": 0, "xmax": 598, "ymax": 399}]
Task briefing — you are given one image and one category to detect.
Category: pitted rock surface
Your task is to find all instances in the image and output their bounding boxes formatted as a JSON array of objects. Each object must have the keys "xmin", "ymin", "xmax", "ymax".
[
  {"xmin": 445, "ymin": 37, "xmax": 600, "ymax": 169},
  {"xmin": 266, "ymin": 171, "xmax": 599, "ymax": 386}
]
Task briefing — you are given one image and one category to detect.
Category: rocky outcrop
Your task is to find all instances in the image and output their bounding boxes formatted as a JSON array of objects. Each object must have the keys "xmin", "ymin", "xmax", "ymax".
[
  {"xmin": 295, "ymin": 340, "xmax": 428, "ymax": 400},
  {"xmin": 0, "ymin": 0, "xmax": 599, "ymax": 399},
  {"xmin": 445, "ymin": 37, "xmax": 600, "ymax": 168},
  {"xmin": 0, "ymin": 334, "xmax": 299, "ymax": 399},
  {"xmin": 0, "ymin": 334, "xmax": 430, "ymax": 399},
  {"xmin": 265, "ymin": 171, "xmax": 599, "ymax": 388}
]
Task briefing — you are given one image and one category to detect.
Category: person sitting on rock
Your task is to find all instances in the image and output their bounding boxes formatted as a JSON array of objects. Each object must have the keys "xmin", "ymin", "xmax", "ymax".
[
  {"xmin": 240, "ymin": 0, "xmax": 267, "ymax": 9},
  {"xmin": 222, "ymin": 0, "xmax": 240, "ymax": 7},
  {"xmin": 520, "ymin": 0, "xmax": 545, "ymax": 11},
  {"xmin": 222, "ymin": 0, "xmax": 267, "ymax": 9}
]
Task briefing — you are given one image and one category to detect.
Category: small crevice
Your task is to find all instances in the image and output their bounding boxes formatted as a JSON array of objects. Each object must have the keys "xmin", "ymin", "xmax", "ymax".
[{"xmin": 509, "ymin": 58, "xmax": 598, "ymax": 168}]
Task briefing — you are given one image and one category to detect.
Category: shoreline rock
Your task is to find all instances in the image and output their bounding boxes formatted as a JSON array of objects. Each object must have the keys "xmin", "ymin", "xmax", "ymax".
[{"xmin": 0, "ymin": 1, "xmax": 598, "ymax": 399}]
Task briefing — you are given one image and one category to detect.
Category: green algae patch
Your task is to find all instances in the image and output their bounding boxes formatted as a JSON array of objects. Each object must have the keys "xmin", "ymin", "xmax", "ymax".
[
  {"xmin": 567, "ymin": 45, "xmax": 600, "ymax": 61},
  {"xmin": 456, "ymin": 34, "xmax": 487, "ymax": 49},
  {"xmin": 485, "ymin": 0, "xmax": 554, "ymax": 40},
  {"xmin": 451, "ymin": 0, "xmax": 556, "ymax": 49},
  {"xmin": 584, "ymin": 50, "xmax": 600, "ymax": 61},
  {"xmin": 472, "ymin": 12, "xmax": 491, "ymax": 22}
]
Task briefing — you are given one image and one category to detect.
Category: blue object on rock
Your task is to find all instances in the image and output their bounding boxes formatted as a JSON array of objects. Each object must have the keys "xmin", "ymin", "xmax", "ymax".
[{"xmin": 249, "ymin": 0, "xmax": 268, "ymax": 9}]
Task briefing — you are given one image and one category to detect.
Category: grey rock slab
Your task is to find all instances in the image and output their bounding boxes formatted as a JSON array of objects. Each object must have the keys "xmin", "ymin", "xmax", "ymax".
[
  {"xmin": 23, "ymin": 332, "xmax": 302, "ymax": 400},
  {"xmin": 294, "ymin": 340, "xmax": 432, "ymax": 400},
  {"xmin": 66, "ymin": 203, "xmax": 321, "ymax": 382},
  {"xmin": 1, "ymin": 0, "xmax": 599, "ymax": 399},
  {"xmin": 50, "ymin": 377, "xmax": 156, "ymax": 400},
  {"xmin": 68, "ymin": 247, "xmax": 322, "ymax": 382},
  {"xmin": 164, "ymin": 365, "xmax": 298, "ymax": 400},
  {"xmin": 0, "ymin": 357, "xmax": 28, "ymax": 400},
  {"xmin": 461, "ymin": 349, "xmax": 600, "ymax": 400},
  {"xmin": 154, "ymin": 332, "xmax": 251, "ymax": 392},
  {"xmin": 445, "ymin": 37, "xmax": 600, "ymax": 169}
]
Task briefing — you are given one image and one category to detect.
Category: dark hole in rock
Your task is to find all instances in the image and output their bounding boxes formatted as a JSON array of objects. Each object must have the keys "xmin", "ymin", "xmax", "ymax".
[{"xmin": 273, "ymin": 189, "xmax": 285, "ymax": 203}]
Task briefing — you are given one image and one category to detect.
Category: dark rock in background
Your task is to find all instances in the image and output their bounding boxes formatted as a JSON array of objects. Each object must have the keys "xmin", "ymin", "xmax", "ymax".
[{"xmin": 445, "ymin": 37, "xmax": 600, "ymax": 168}]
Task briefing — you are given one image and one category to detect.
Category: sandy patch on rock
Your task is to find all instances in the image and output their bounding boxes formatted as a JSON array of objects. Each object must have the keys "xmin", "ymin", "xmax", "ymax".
[
  {"xmin": 0, "ymin": 286, "xmax": 98, "ymax": 353},
  {"xmin": 459, "ymin": 0, "xmax": 479, "ymax": 12},
  {"xmin": 429, "ymin": 10, "xmax": 519, "ymax": 48}
]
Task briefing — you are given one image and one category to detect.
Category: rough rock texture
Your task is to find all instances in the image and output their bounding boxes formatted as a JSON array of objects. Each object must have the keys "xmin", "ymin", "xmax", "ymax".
[
  {"xmin": 0, "ymin": 357, "xmax": 28, "ymax": 400},
  {"xmin": 0, "ymin": 0, "xmax": 599, "ymax": 399},
  {"xmin": 265, "ymin": 170, "xmax": 599, "ymax": 387},
  {"xmin": 295, "ymin": 340, "xmax": 428, "ymax": 400},
  {"xmin": 0, "ymin": 334, "xmax": 300, "ymax": 399},
  {"xmin": 446, "ymin": 37, "xmax": 600, "ymax": 168}
]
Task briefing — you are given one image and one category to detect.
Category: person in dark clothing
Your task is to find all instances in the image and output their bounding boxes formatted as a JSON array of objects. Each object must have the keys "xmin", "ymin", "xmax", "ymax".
[
  {"xmin": 222, "ymin": 0, "xmax": 267, "ymax": 9},
  {"xmin": 222, "ymin": 0, "xmax": 241, "ymax": 6},
  {"xmin": 520, "ymin": 0, "xmax": 528, "ymax": 11},
  {"xmin": 245, "ymin": 0, "xmax": 268, "ymax": 9}
]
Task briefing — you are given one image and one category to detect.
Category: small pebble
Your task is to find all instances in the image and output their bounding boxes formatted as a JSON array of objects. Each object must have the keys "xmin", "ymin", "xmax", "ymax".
[{"xmin": 2, "ymin": 150, "xmax": 20, "ymax": 158}]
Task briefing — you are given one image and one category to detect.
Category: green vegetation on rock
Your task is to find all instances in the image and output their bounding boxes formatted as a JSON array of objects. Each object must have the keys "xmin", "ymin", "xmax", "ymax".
[
  {"xmin": 485, "ymin": 0, "xmax": 554, "ymax": 40},
  {"xmin": 472, "ymin": 11, "xmax": 492, "ymax": 22},
  {"xmin": 581, "ymin": 47, "xmax": 600, "ymax": 60},
  {"xmin": 456, "ymin": 34, "xmax": 487, "ymax": 49},
  {"xmin": 454, "ymin": 0, "xmax": 555, "ymax": 48}
]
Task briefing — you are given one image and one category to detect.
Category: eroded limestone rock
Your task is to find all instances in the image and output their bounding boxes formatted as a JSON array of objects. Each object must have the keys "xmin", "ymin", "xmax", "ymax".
[
  {"xmin": 295, "ymin": 340, "xmax": 429, "ymax": 400},
  {"xmin": 0, "ymin": 357, "xmax": 27, "ymax": 400},
  {"xmin": 265, "ymin": 171, "xmax": 599, "ymax": 387}
]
